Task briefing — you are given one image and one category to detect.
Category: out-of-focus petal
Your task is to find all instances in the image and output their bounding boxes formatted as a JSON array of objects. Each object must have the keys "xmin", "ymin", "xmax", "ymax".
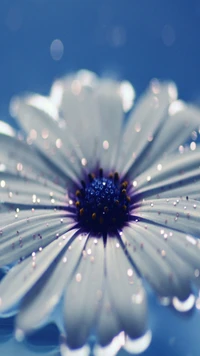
[
  {"xmin": 13, "ymin": 95, "xmax": 85, "ymax": 185},
  {"xmin": 117, "ymin": 81, "xmax": 177, "ymax": 175}
]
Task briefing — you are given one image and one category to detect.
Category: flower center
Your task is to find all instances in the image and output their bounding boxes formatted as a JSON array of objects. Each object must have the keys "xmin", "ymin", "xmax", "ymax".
[{"xmin": 75, "ymin": 169, "xmax": 130, "ymax": 232}]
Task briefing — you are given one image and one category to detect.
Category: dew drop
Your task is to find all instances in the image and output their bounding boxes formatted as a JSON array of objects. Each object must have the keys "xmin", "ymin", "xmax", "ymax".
[
  {"xmin": 172, "ymin": 294, "xmax": 195, "ymax": 312},
  {"xmin": 124, "ymin": 330, "xmax": 152, "ymax": 354}
]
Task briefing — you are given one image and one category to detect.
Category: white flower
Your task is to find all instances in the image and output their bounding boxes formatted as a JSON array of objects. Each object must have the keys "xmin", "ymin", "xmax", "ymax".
[{"xmin": 0, "ymin": 70, "xmax": 200, "ymax": 355}]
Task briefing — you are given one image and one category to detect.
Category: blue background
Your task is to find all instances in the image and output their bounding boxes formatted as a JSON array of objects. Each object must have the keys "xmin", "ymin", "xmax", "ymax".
[{"xmin": 1, "ymin": 0, "xmax": 200, "ymax": 355}]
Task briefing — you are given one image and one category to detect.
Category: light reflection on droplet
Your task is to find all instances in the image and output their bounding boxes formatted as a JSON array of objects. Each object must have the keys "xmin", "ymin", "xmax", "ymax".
[
  {"xmin": 50, "ymin": 80, "xmax": 64, "ymax": 107},
  {"xmin": 124, "ymin": 330, "xmax": 152, "ymax": 354},
  {"xmin": 196, "ymin": 297, "xmax": 200, "ymax": 310},
  {"xmin": 0, "ymin": 121, "xmax": 15, "ymax": 136},
  {"xmin": 119, "ymin": 81, "xmax": 135, "ymax": 112},
  {"xmin": 135, "ymin": 123, "xmax": 141, "ymax": 133},
  {"xmin": 16, "ymin": 163, "xmax": 23, "ymax": 171},
  {"xmin": 50, "ymin": 39, "xmax": 64, "ymax": 61},
  {"xmin": 190, "ymin": 141, "xmax": 196, "ymax": 151},
  {"xmin": 56, "ymin": 138, "xmax": 62, "ymax": 149},
  {"xmin": 0, "ymin": 180, "xmax": 6, "ymax": 188},
  {"xmin": 172, "ymin": 294, "xmax": 195, "ymax": 312},
  {"xmin": 127, "ymin": 268, "xmax": 133, "ymax": 277},
  {"xmin": 179, "ymin": 145, "xmax": 184, "ymax": 154},
  {"xmin": 159, "ymin": 296, "xmax": 171, "ymax": 306},
  {"xmin": 76, "ymin": 69, "xmax": 98, "ymax": 88},
  {"xmin": 76, "ymin": 273, "xmax": 82, "ymax": 282},
  {"xmin": 0, "ymin": 164, "xmax": 6, "ymax": 172},
  {"xmin": 157, "ymin": 164, "xmax": 162, "ymax": 171},
  {"xmin": 103, "ymin": 140, "xmax": 109, "ymax": 150},
  {"xmin": 168, "ymin": 100, "xmax": 185, "ymax": 116},
  {"xmin": 94, "ymin": 331, "xmax": 125, "ymax": 356},
  {"xmin": 133, "ymin": 180, "xmax": 137, "ymax": 187},
  {"xmin": 15, "ymin": 328, "xmax": 25, "ymax": 342},
  {"xmin": 81, "ymin": 158, "xmax": 87, "ymax": 166},
  {"xmin": 42, "ymin": 128, "xmax": 49, "ymax": 139}
]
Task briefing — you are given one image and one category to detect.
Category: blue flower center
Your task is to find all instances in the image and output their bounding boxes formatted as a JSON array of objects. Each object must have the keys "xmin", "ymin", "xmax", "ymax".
[{"xmin": 75, "ymin": 169, "xmax": 130, "ymax": 232}]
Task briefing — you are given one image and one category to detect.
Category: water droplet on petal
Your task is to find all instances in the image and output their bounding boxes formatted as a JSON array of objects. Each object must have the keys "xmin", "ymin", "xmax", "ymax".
[
  {"xmin": 172, "ymin": 294, "xmax": 195, "ymax": 312},
  {"xmin": 124, "ymin": 330, "xmax": 152, "ymax": 354}
]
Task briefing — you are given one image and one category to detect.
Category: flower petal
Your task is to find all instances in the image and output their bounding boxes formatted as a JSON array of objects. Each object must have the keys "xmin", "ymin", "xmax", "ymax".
[
  {"xmin": 13, "ymin": 95, "xmax": 84, "ymax": 184},
  {"xmin": 130, "ymin": 149, "xmax": 200, "ymax": 201},
  {"xmin": 55, "ymin": 74, "xmax": 124, "ymax": 172},
  {"xmin": 96, "ymin": 287, "xmax": 121, "ymax": 347},
  {"xmin": 0, "ymin": 132, "xmax": 67, "ymax": 189},
  {"xmin": 94, "ymin": 80, "xmax": 124, "ymax": 170},
  {"xmin": 63, "ymin": 236, "xmax": 105, "ymax": 349},
  {"xmin": 0, "ymin": 210, "xmax": 76, "ymax": 266},
  {"xmin": 51, "ymin": 73, "xmax": 101, "ymax": 171},
  {"xmin": 105, "ymin": 236, "xmax": 147, "ymax": 340},
  {"xmin": 117, "ymin": 81, "xmax": 200, "ymax": 178},
  {"xmin": 136, "ymin": 223, "xmax": 200, "ymax": 283},
  {"xmin": 117, "ymin": 81, "xmax": 177, "ymax": 175},
  {"xmin": 60, "ymin": 334, "xmax": 90, "ymax": 356},
  {"xmin": 16, "ymin": 233, "xmax": 88, "ymax": 333},
  {"xmin": 0, "ymin": 173, "xmax": 69, "ymax": 211},
  {"xmin": 0, "ymin": 229, "xmax": 79, "ymax": 314},
  {"xmin": 133, "ymin": 198, "xmax": 200, "ymax": 236},
  {"xmin": 134, "ymin": 105, "xmax": 200, "ymax": 176},
  {"xmin": 121, "ymin": 223, "xmax": 192, "ymax": 299},
  {"xmin": 94, "ymin": 331, "xmax": 125, "ymax": 356}
]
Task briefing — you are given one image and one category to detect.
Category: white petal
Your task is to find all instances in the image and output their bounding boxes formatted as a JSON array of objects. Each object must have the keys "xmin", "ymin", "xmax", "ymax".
[
  {"xmin": 172, "ymin": 294, "xmax": 195, "ymax": 312},
  {"xmin": 0, "ymin": 121, "xmax": 15, "ymax": 136},
  {"xmin": 96, "ymin": 287, "xmax": 121, "ymax": 347},
  {"xmin": 94, "ymin": 331, "xmax": 125, "ymax": 356},
  {"xmin": 64, "ymin": 236, "xmax": 104, "ymax": 349},
  {"xmin": 134, "ymin": 104, "xmax": 200, "ymax": 176},
  {"xmin": 105, "ymin": 236, "xmax": 147, "ymax": 339},
  {"xmin": 60, "ymin": 334, "xmax": 90, "ymax": 356},
  {"xmin": 56, "ymin": 74, "xmax": 124, "ymax": 172},
  {"xmin": 138, "ymin": 223, "xmax": 200, "ymax": 284},
  {"xmin": 0, "ymin": 172, "xmax": 68, "ymax": 209},
  {"xmin": 122, "ymin": 223, "xmax": 192, "ymax": 299},
  {"xmin": 16, "ymin": 233, "xmax": 88, "ymax": 332},
  {"xmin": 0, "ymin": 210, "xmax": 76, "ymax": 266},
  {"xmin": 0, "ymin": 229, "xmax": 79, "ymax": 314},
  {"xmin": 94, "ymin": 80, "xmax": 124, "ymax": 170},
  {"xmin": 133, "ymin": 198, "xmax": 200, "ymax": 236},
  {"xmin": 123, "ymin": 330, "xmax": 152, "ymax": 354},
  {"xmin": 130, "ymin": 149, "xmax": 200, "ymax": 200},
  {"xmin": 0, "ymin": 132, "xmax": 67, "ymax": 189},
  {"xmin": 117, "ymin": 81, "xmax": 177, "ymax": 175},
  {"xmin": 14, "ymin": 95, "xmax": 84, "ymax": 184},
  {"xmin": 52, "ymin": 74, "xmax": 101, "ymax": 171}
]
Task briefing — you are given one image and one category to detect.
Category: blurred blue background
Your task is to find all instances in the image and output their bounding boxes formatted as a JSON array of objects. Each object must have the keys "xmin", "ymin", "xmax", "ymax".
[{"xmin": 1, "ymin": 0, "xmax": 200, "ymax": 355}]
